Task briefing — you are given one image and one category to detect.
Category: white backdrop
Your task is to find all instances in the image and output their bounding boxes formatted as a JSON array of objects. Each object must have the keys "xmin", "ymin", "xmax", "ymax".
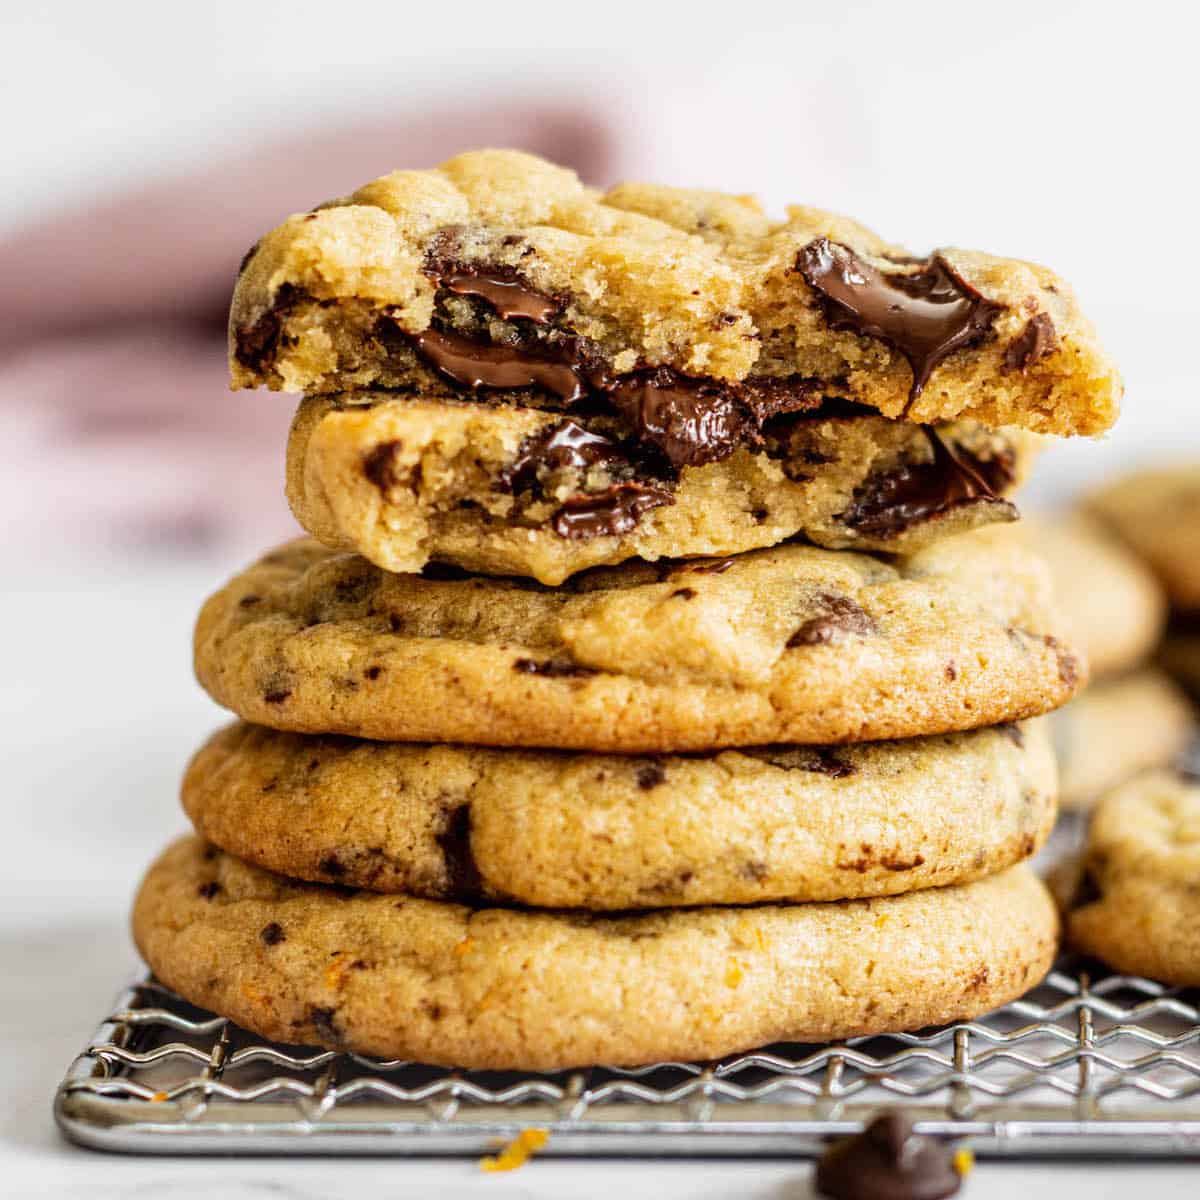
[{"xmin": 2, "ymin": 0, "xmax": 1197, "ymax": 496}]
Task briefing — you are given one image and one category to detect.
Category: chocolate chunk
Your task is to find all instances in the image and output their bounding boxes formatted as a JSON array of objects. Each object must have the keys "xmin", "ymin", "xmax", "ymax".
[
  {"xmin": 512, "ymin": 656, "xmax": 598, "ymax": 678},
  {"xmin": 788, "ymin": 593, "xmax": 878, "ymax": 647},
  {"xmin": 636, "ymin": 763, "xmax": 667, "ymax": 789},
  {"xmin": 434, "ymin": 803, "xmax": 482, "ymax": 896},
  {"xmin": 363, "ymin": 440, "xmax": 406, "ymax": 491},
  {"xmin": 260, "ymin": 922, "xmax": 286, "ymax": 946},
  {"xmin": 552, "ymin": 482, "xmax": 673, "ymax": 539},
  {"xmin": 797, "ymin": 238, "xmax": 1001, "ymax": 405},
  {"xmin": 309, "ymin": 1005, "xmax": 343, "ymax": 1047},
  {"xmin": 233, "ymin": 283, "xmax": 302, "ymax": 372},
  {"xmin": 839, "ymin": 427, "xmax": 1016, "ymax": 538},
  {"xmin": 317, "ymin": 854, "xmax": 346, "ymax": 878},
  {"xmin": 197, "ymin": 881, "xmax": 221, "ymax": 900},
  {"xmin": 799, "ymin": 748, "xmax": 857, "ymax": 778},
  {"xmin": 263, "ymin": 688, "xmax": 291, "ymax": 704},
  {"xmin": 439, "ymin": 270, "xmax": 563, "ymax": 324},
  {"xmin": 497, "ymin": 419, "xmax": 634, "ymax": 495},
  {"xmin": 412, "ymin": 326, "xmax": 588, "ymax": 403},
  {"xmin": 1004, "ymin": 313, "xmax": 1058, "ymax": 372},
  {"xmin": 670, "ymin": 587, "xmax": 697, "ymax": 600},
  {"xmin": 815, "ymin": 1112, "xmax": 964, "ymax": 1200}
]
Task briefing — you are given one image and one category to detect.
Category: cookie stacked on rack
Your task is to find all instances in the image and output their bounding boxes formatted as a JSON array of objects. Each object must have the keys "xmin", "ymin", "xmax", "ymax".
[{"xmin": 133, "ymin": 151, "xmax": 1122, "ymax": 1070}]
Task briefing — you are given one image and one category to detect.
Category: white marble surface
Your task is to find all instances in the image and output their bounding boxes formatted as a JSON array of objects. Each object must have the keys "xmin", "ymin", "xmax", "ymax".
[{"xmin": 3, "ymin": 558, "xmax": 1198, "ymax": 1198}]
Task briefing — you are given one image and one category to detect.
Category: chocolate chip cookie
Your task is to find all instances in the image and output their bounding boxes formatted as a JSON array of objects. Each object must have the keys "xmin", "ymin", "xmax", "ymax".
[
  {"xmin": 1026, "ymin": 513, "xmax": 1166, "ymax": 679},
  {"xmin": 193, "ymin": 531, "xmax": 1085, "ymax": 752},
  {"xmin": 1068, "ymin": 766, "xmax": 1200, "ymax": 984},
  {"xmin": 133, "ymin": 836, "xmax": 1059, "ymax": 1069},
  {"xmin": 183, "ymin": 720, "xmax": 1055, "ymax": 908},
  {"xmin": 1088, "ymin": 464, "xmax": 1200, "ymax": 612},
  {"xmin": 289, "ymin": 394, "xmax": 1034, "ymax": 583},
  {"xmin": 1051, "ymin": 670, "xmax": 1194, "ymax": 809},
  {"xmin": 230, "ymin": 150, "xmax": 1120, "ymax": 439}
]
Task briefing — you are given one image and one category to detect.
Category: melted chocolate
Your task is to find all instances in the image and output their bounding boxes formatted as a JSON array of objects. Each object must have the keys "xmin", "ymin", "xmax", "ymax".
[
  {"xmin": 839, "ymin": 428, "xmax": 1015, "ymax": 538},
  {"xmin": 815, "ymin": 1113, "xmax": 964, "ymax": 1200},
  {"xmin": 434, "ymin": 803, "xmax": 482, "ymax": 896},
  {"xmin": 497, "ymin": 420, "xmax": 631, "ymax": 495},
  {"xmin": 552, "ymin": 482, "xmax": 673, "ymax": 539},
  {"xmin": 1004, "ymin": 312, "xmax": 1058, "ymax": 372},
  {"xmin": 440, "ymin": 271, "xmax": 563, "ymax": 323},
  {"xmin": 413, "ymin": 327, "xmax": 586, "ymax": 403},
  {"xmin": 797, "ymin": 238, "xmax": 1001, "ymax": 406}
]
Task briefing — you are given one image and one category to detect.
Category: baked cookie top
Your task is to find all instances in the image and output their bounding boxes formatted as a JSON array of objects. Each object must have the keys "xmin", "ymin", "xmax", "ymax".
[
  {"xmin": 1088, "ymin": 464, "xmax": 1200, "ymax": 611},
  {"xmin": 183, "ymin": 720, "xmax": 1055, "ymax": 909},
  {"xmin": 1026, "ymin": 513, "xmax": 1166, "ymax": 678},
  {"xmin": 133, "ymin": 836, "xmax": 1058, "ymax": 1069},
  {"xmin": 1051, "ymin": 669, "xmax": 1194, "ymax": 809},
  {"xmin": 193, "ymin": 531, "xmax": 1085, "ymax": 752},
  {"xmin": 290, "ymin": 393, "xmax": 1034, "ymax": 584},
  {"xmin": 1068, "ymin": 766, "xmax": 1200, "ymax": 984},
  {"xmin": 230, "ymin": 150, "xmax": 1120, "ymax": 440}
]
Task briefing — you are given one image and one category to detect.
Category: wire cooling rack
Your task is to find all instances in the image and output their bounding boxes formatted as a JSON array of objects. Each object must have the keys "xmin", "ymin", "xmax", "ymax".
[{"xmin": 55, "ymin": 960, "xmax": 1200, "ymax": 1157}]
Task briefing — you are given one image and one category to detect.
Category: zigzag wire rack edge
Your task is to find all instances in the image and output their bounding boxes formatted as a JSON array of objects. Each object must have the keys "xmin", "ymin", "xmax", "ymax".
[{"xmin": 54, "ymin": 962, "xmax": 1200, "ymax": 1157}]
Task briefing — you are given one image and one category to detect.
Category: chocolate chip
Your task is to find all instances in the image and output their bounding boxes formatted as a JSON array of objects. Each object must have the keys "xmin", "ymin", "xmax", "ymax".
[
  {"xmin": 238, "ymin": 594, "xmax": 261, "ymax": 608},
  {"xmin": 263, "ymin": 688, "xmax": 292, "ymax": 705},
  {"xmin": 815, "ymin": 1112, "xmax": 964, "ymax": 1200},
  {"xmin": 1004, "ymin": 313, "xmax": 1057, "ymax": 372},
  {"xmin": 388, "ymin": 614, "xmax": 404, "ymax": 633},
  {"xmin": 197, "ymin": 881, "xmax": 221, "ymax": 900},
  {"xmin": 438, "ymin": 269, "xmax": 563, "ymax": 323},
  {"xmin": 944, "ymin": 662, "xmax": 958, "ymax": 681},
  {"xmin": 233, "ymin": 283, "xmax": 301, "ymax": 372},
  {"xmin": 840, "ymin": 427, "xmax": 1015, "ymax": 538},
  {"xmin": 260, "ymin": 922, "xmax": 286, "ymax": 946},
  {"xmin": 363, "ymin": 665, "xmax": 383, "ymax": 680},
  {"xmin": 788, "ymin": 593, "xmax": 878, "ymax": 647},
  {"xmin": 799, "ymin": 748, "xmax": 857, "ymax": 778},
  {"xmin": 670, "ymin": 587, "xmax": 697, "ymax": 600},
  {"xmin": 434, "ymin": 803, "xmax": 482, "ymax": 896},
  {"xmin": 552, "ymin": 482, "xmax": 674, "ymax": 539},
  {"xmin": 1043, "ymin": 635, "xmax": 1081, "ymax": 688},
  {"xmin": 309, "ymin": 1005, "xmax": 343, "ymax": 1047},
  {"xmin": 317, "ymin": 854, "xmax": 346, "ymax": 878},
  {"xmin": 362, "ymin": 440, "xmax": 406, "ymax": 491},
  {"xmin": 882, "ymin": 853, "xmax": 926, "ymax": 871},
  {"xmin": 636, "ymin": 763, "xmax": 666, "ymax": 790},
  {"xmin": 797, "ymin": 237, "xmax": 1001, "ymax": 407},
  {"xmin": 512, "ymin": 656, "xmax": 598, "ymax": 678}
]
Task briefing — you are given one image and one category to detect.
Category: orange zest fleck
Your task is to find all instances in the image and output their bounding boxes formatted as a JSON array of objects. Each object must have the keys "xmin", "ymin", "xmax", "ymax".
[
  {"xmin": 479, "ymin": 1127, "xmax": 549, "ymax": 1172},
  {"xmin": 150, "ymin": 1091, "xmax": 169, "ymax": 1103},
  {"xmin": 725, "ymin": 962, "xmax": 744, "ymax": 987},
  {"xmin": 455, "ymin": 936, "xmax": 474, "ymax": 956},
  {"xmin": 954, "ymin": 1148, "xmax": 975, "ymax": 1176}
]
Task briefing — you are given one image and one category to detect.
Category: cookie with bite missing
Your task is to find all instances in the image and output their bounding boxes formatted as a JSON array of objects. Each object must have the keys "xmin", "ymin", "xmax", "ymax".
[{"xmin": 230, "ymin": 150, "xmax": 1120, "ymax": 439}]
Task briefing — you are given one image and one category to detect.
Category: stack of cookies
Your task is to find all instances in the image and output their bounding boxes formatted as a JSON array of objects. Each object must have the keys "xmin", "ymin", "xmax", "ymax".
[{"xmin": 132, "ymin": 151, "xmax": 1122, "ymax": 1070}]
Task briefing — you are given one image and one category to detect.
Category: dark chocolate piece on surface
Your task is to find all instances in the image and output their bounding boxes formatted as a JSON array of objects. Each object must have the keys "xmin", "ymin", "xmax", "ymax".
[
  {"xmin": 434, "ymin": 803, "xmax": 482, "ymax": 897},
  {"xmin": 815, "ymin": 1112, "xmax": 964, "ymax": 1200},
  {"xmin": 838, "ymin": 427, "xmax": 1015, "ymax": 538},
  {"xmin": 797, "ymin": 238, "xmax": 1001, "ymax": 405},
  {"xmin": 1004, "ymin": 313, "xmax": 1058, "ymax": 372},
  {"xmin": 788, "ymin": 593, "xmax": 879, "ymax": 647}
]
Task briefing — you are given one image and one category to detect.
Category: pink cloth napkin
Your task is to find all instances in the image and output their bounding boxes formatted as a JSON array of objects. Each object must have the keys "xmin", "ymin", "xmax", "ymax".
[{"xmin": 0, "ymin": 102, "xmax": 619, "ymax": 556}]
